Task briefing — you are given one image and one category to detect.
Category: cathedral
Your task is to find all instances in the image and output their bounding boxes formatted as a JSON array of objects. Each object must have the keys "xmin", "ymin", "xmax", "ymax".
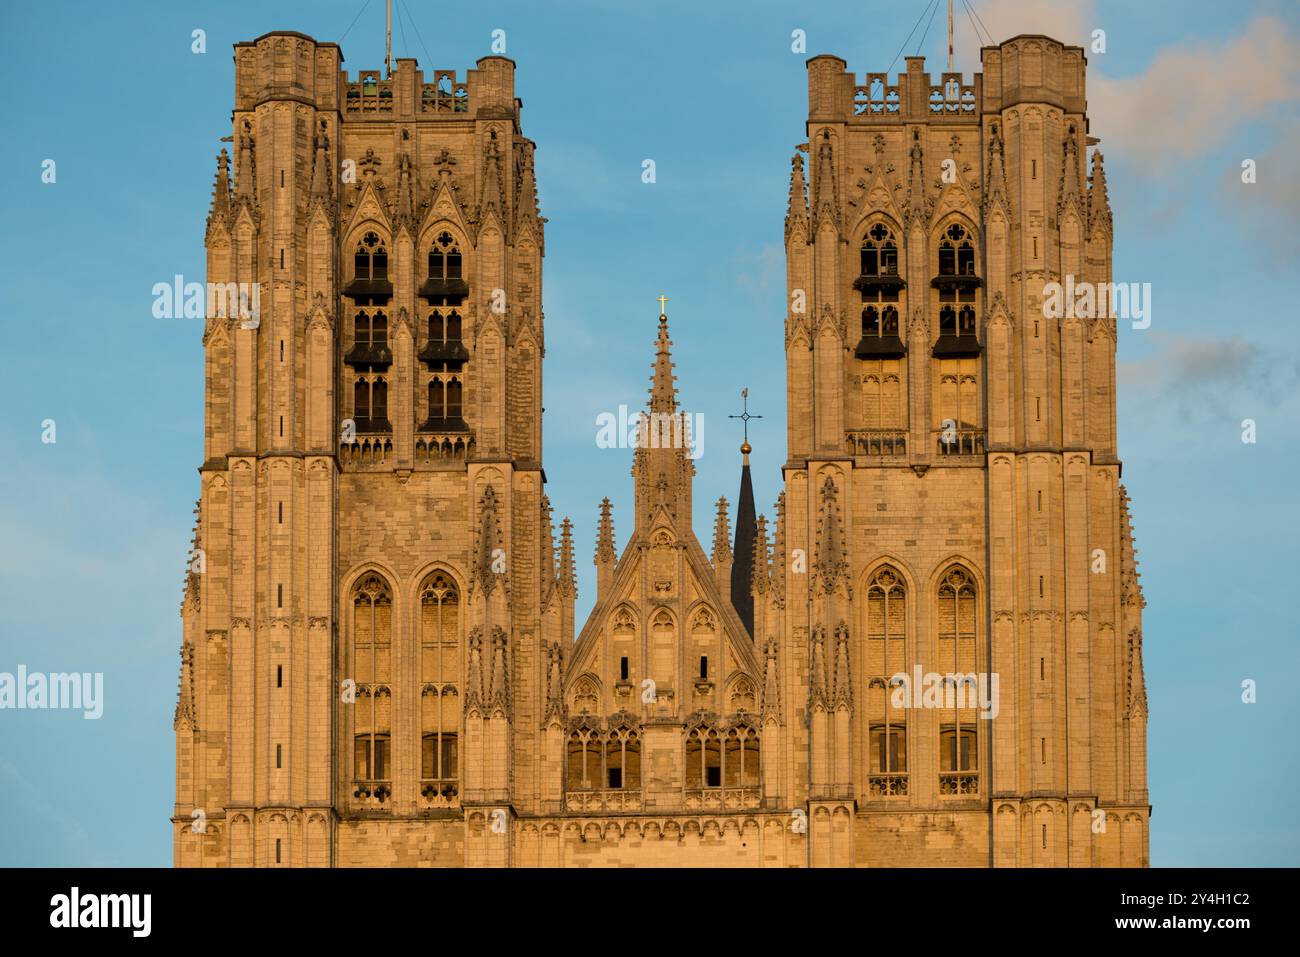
[{"xmin": 172, "ymin": 29, "xmax": 1150, "ymax": 867}]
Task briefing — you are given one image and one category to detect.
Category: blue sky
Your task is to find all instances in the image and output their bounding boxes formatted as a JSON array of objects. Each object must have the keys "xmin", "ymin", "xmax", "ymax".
[{"xmin": 0, "ymin": 0, "xmax": 1296, "ymax": 866}]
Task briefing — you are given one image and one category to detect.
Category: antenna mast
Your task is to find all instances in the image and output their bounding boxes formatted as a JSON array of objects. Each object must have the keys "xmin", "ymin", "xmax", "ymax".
[{"xmin": 385, "ymin": 0, "xmax": 392, "ymax": 78}]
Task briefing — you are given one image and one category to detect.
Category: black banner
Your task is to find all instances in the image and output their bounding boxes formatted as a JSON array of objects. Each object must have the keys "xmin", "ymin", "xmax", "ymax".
[{"xmin": 0, "ymin": 867, "xmax": 1278, "ymax": 942}]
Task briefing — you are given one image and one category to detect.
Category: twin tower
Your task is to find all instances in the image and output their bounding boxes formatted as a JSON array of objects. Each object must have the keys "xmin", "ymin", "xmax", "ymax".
[{"xmin": 173, "ymin": 30, "xmax": 1149, "ymax": 867}]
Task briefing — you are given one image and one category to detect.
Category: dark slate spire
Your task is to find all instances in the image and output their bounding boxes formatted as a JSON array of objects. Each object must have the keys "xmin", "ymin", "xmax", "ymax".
[{"xmin": 730, "ymin": 440, "xmax": 757, "ymax": 638}]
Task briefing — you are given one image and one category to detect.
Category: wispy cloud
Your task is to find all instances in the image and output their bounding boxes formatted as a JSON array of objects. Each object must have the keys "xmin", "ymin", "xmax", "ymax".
[
  {"xmin": 1119, "ymin": 331, "xmax": 1299, "ymax": 421},
  {"xmin": 1217, "ymin": 119, "xmax": 1300, "ymax": 264},
  {"xmin": 955, "ymin": 0, "xmax": 1096, "ymax": 66},
  {"xmin": 735, "ymin": 243, "xmax": 784, "ymax": 293},
  {"xmin": 1090, "ymin": 16, "xmax": 1300, "ymax": 171}
]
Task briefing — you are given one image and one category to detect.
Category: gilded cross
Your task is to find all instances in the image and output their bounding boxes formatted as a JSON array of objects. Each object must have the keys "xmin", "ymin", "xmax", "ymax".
[{"xmin": 657, "ymin": 294, "xmax": 670, "ymax": 315}]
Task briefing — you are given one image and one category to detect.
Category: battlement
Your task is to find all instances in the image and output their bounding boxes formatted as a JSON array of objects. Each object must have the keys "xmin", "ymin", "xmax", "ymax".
[
  {"xmin": 341, "ymin": 66, "xmax": 469, "ymax": 115},
  {"xmin": 233, "ymin": 31, "xmax": 519, "ymax": 121},
  {"xmin": 339, "ymin": 56, "xmax": 518, "ymax": 120},
  {"xmin": 852, "ymin": 59, "xmax": 978, "ymax": 118},
  {"xmin": 807, "ymin": 34, "xmax": 1087, "ymax": 124},
  {"xmin": 808, "ymin": 54, "xmax": 982, "ymax": 124}
]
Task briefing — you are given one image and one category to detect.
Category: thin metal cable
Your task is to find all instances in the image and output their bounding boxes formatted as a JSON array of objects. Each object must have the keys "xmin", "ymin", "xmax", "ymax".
[
  {"xmin": 401, "ymin": 0, "xmax": 436, "ymax": 70},
  {"xmin": 961, "ymin": 0, "xmax": 983, "ymax": 52},
  {"xmin": 338, "ymin": 0, "xmax": 375, "ymax": 44},
  {"xmin": 887, "ymin": 0, "xmax": 942, "ymax": 76},
  {"xmin": 394, "ymin": 0, "xmax": 410, "ymax": 61},
  {"xmin": 965, "ymin": 0, "xmax": 996, "ymax": 46},
  {"xmin": 916, "ymin": 0, "xmax": 944, "ymax": 57}
]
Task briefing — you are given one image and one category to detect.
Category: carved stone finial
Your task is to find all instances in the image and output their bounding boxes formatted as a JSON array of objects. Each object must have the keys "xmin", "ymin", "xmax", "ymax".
[
  {"xmin": 234, "ymin": 120, "xmax": 255, "ymax": 200},
  {"xmin": 595, "ymin": 498, "xmax": 616, "ymax": 568},
  {"xmin": 712, "ymin": 496, "xmax": 732, "ymax": 567},
  {"xmin": 557, "ymin": 518, "xmax": 576, "ymax": 598}
]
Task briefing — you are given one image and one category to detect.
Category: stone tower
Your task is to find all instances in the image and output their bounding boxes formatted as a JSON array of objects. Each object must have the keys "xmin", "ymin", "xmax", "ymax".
[
  {"xmin": 173, "ymin": 31, "xmax": 552, "ymax": 867},
  {"xmin": 778, "ymin": 35, "xmax": 1148, "ymax": 864}
]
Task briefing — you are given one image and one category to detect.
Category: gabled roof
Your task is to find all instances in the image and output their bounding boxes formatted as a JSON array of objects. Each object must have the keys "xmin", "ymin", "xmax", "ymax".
[{"xmin": 568, "ymin": 503, "xmax": 761, "ymax": 688}]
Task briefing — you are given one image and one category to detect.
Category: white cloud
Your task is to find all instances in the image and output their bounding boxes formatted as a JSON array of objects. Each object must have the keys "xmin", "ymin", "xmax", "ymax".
[
  {"xmin": 967, "ymin": 0, "xmax": 1097, "ymax": 49},
  {"xmin": 1118, "ymin": 332, "xmax": 1299, "ymax": 421},
  {"xmin": 1090, "ymin": 16, "xmax": 1300, "ymax": 170},
  {"xmin": 1218, "ymin": 119, "xmax": 1300, "ymax": 263}
]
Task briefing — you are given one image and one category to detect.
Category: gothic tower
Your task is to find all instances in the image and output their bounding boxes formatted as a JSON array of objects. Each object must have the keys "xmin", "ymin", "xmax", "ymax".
[
  {"xmin": 779, "ymin": 35, "xmax": 1149, "ymax": 865},
  {"xmin": 174, "ymin": 31, "xmax": 553, "ymax": 867}
]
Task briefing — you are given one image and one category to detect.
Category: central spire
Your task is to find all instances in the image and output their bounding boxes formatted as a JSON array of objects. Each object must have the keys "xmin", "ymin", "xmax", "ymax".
[
  {"xmin": 649, "ymin": 299, "xmax": 678, "ymax": 414},
  {"xmin": 633, "ymin": 298, "xmax": 694, "ymax": 530}
]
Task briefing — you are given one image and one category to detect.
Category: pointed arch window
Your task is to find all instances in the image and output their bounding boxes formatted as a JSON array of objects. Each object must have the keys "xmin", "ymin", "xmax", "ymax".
[
  {"xmin": 723, "ymin": 724, "xmax": 761, "ymax": 788},
  {"xmin": 420, "ymin": 572, "xmax": 460, "ymax": 803},
  {"xmin": 345, "ymin": 231, "xmax": 393, "ymax": 303},
  {"xmin": 938, "ymin": 304, "xmax": 977, "ymax": 337},
  {"xmin": 423, "ymin": 374, "xmax": 466, "ymax": 432},
  {"xmin": 859, "ymin": 222, "xmax": 900, "ymax": 287},
  {"xmin": 932, "ymin": 222, "xmax": 982, "ymax": 440},
  {"xmin": 686, "ymin": 722, "xmax": 759, "ymax": 790},
  {"xmin": 428, "ymin": 309, "xmax": 464, "ymax": 346},
  {"xmin": 352, "ymin": 373, "xmax": 389, "ymax": 430},
  {"xmin": 937, "ymin": 566, "xmax": 979, "ymax": 796},
  {"xmin": 855, "ymin": 223, "xmax": 903, "ymax": 302},
  {"xmin": 346, "ymin": 309, "xmax": 391, "ymax": 367},
  {"xmin": 421, "ymin": 231, "xmax": 469, "ymax": 303},
  {"xmin": 351, "ymin": 574, "xmax": 392, "ymax": 802},
  {"xmin": 428, "ymin": 231, "xmax": 462, "ymax": 280},
  {"xmin": 369, "ymin": 311, "xmax": 388, "ymax": 349},
  {"xmin": 855, "ymin": 223, "xmax": 905, "ymax": 359},
  {"xmin": 866, "ymin": 567, "xmax": 909, "ymax": 796},
  {"xmin": 862, "ymin": 305, "xmax": 899, "ymax": 337},
  {"xmin": 933, "ymin": 222, "xmax": 981, "ymax": 358},
  {"xmin": 565, "ymin": 719, "xmax": 640, "ymax": 799},
  {"xmin": 420, "ymin": 307, "xmax": 468, "ymax": 367},
  {"xmin": 686, "ymin": 726, "xmax": 722, "ymax": 788},
  {"xmin": 604, "ymin": 723, "xmax": 641, "ymax": 790},
  {"xmin": 355, "ymin": 231, "xmax": 388, "ymax": 281},
  {"xmin": 938, "ymin": 223, "xmax": 975, "ymax": 277},
  {"xmin": 567, "ymin": 727, "xmax": 601, "ymax": 791},
  {"xmin": 427, "ymin": 376, "xmax": 464, "ymax": 420}
]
